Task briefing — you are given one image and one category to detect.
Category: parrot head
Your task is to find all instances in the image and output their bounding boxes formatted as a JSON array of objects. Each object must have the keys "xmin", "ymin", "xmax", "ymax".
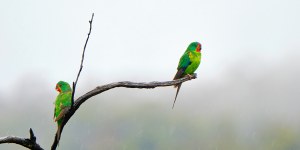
[
  {"xmin": 55, "ymin": 81, "xmax": 72, "ymax": 93},
  {"xmin": 187, "ymin": 42, "xmax": 201, "ymax": 53}
]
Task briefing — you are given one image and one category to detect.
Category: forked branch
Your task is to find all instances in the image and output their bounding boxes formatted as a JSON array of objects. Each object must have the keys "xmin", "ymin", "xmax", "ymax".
[{"xmin": 0, "ymin": 128, "xmax": 43, "ymax": 150}]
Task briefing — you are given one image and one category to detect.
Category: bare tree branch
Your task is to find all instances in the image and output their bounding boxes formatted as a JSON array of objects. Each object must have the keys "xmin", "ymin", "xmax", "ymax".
[
  {"xmin": 51, "ymin": 74, "xmax": 197, "ymax": 149},
  {"xmin": 74, "ymin": 74, "xmax": 197, "ymax": 111},
  {"xmin": 51, "ymin": 73, "xmax": 196, "ymax": 149},
  {"xmin": 0, "ymin": 128, "xmax": 43, "ymax": 150}
]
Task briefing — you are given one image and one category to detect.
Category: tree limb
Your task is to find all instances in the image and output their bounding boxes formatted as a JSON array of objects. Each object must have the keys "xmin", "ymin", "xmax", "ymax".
[
  {"xmin": 74, "ymin": 74, "xmax": 197, "ymax": 111},
  {"xmin": 0, "ymin": 128, "xmax": 44, "ymax": 150}
]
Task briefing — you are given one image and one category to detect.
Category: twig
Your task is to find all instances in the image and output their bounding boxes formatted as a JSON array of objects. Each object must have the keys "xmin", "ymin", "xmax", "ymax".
[
  {"xmin": 0, "ymin": 128, "xmax": 44, "ymax": 150},
  {"xmin": 52, "ymin": 13, "xmax": 94, "ymax": 150},
  {"xmin": 71, "ymin": 13, "xmax": 94, "ymax": 108}
]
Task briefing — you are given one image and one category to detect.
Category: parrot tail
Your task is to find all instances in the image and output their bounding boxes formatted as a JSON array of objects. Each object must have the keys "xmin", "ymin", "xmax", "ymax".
[
  {"xmin": 172, "ymin": 83, "xmax": 182, "ymax": 109},
  {"xmin": 54, "ymin": 107, "xmax": 71, "ymax": 147},
  {"xmin": 55, "ymin": 124, "xmax": 62, "ymax": 146}
]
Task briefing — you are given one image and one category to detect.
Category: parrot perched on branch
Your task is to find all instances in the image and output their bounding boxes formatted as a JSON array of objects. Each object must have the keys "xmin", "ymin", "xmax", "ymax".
[
  {"xmin": 54, "ymin": 81, "xmax": 72, "ymax": 141},
  {"xmin": 173, "ymin": 42, "xmax": 202, "ymax": 108}
]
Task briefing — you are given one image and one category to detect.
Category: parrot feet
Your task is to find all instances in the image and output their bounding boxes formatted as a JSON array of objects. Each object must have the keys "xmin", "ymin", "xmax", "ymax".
[{"xmin": 185, "ymin": 74, "xmax": 193, "ymax": 80}]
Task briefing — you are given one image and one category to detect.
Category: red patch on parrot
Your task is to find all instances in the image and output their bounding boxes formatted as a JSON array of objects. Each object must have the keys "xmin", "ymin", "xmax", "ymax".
[
  {"xmin": 56, "ymin": 85, "xmax": 61, "ymax": 92},
  {"xmin": 196, "ymin": 44, "xmax": 201, "ymax": 52}
]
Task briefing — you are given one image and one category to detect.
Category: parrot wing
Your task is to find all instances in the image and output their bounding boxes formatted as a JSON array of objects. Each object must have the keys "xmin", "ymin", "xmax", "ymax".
[
  {"xmin": 174, "ymin": 52, "xmax": 191, "ymax": 80},
  {"xmin": 172, "ymin": 52, "xmax": 192, "ymax": 109},
  {"xmin": 60, "ymin": 92, "xmax": 72, "ymax": 107},
  {"xmin": 54, "ymin": 92, "xmax": 72, "ymax": 121},
  {"xmin": 54, "ymin": 106, "xmax": 56, "ymax": 119}
]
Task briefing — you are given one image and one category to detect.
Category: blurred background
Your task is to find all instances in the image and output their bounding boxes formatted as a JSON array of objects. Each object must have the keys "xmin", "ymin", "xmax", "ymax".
[{"xmin": 0, "ymin": 0, "xmax": 300, "ymax": 149}]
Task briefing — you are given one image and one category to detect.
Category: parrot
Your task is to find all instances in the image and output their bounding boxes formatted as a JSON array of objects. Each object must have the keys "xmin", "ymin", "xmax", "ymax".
[
  {"xmin": 54, "ymin": 81, "xmax": 72, "ymax": 141},
  {"xmin": 172, "ymin": 42, "xmax": 202, "ymax": 108}
]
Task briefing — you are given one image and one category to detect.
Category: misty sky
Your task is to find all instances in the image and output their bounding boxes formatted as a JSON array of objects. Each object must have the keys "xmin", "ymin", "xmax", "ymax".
[
  {"xmin": 1, "ymin": 0, "xmax": 300, "ymax": 149},
  {"xmin": 0, "ymin": 0, "xmax": 299, "ymax": 94}
]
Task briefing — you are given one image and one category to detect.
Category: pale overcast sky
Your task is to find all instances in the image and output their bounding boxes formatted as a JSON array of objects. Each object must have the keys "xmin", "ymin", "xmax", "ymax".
[
  {"xmin": 1, "ymin": 1, "xmax": 300, "ymax": 149},
  {"xmin": 0, "ymin": 0, "xmax": 299, "ymax": 92}
]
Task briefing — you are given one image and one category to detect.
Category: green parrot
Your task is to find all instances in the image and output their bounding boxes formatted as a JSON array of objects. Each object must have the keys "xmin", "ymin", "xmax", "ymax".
[
  {"xmin": 173, "ymin": 42, "xmax": 202, "ymax": 108},
  {"xmin": 54, "ymin": 81, "xmax": 72, "ymax": 141}
]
